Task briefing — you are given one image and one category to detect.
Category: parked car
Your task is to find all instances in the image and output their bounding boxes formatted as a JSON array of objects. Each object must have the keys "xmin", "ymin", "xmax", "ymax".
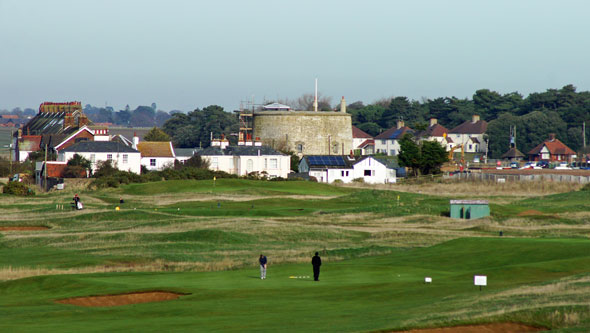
[
  {"xmin": 510, "ymin": 162, "xmax": 519, "ymax": 169},
  {"xmin": 554, "ymin": 162, "xmax": 572, "ymax": 170},
  {"xmin": 520, "ymin": 162, "xmax": 541, "ymax": 170},
  {"xmin": 536, "ymin": 161, "xmax": 549, "ymax": 168}
]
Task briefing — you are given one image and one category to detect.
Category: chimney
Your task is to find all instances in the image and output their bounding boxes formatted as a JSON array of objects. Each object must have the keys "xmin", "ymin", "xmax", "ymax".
[
  {"xmin": 78, "ymin": 114, "xmax": 89, "ymax": 127},
  {"xmin": 548, "ymin": 133, "xmax": 556, "ymax": 142},
  {"xmin": 133, "ymin": 132, "xmax": 139, "ymax": 149},
  {"xmin": 472, "ymin": 115, "xmax": 480, "ymax": 123},
  {"xmin": 397, "ymin": 120, "xmax": 404, "ymax": 129},
  {"xmin": 63, "ymin": 113, "xmax": 74, "ymax": 129},
  {"xmin": 429, "ymin": 118, "xmax": 437, "ymax": 126},
  {"xmin": 340, "ymin": 96, "xmax": 347, "ymax": 113}
]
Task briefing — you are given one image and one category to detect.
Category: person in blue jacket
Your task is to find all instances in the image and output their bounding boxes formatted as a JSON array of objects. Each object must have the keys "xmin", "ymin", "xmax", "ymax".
[{"xmin": 259, "ymin": 254, "xmax": 267, "ymax": 279}]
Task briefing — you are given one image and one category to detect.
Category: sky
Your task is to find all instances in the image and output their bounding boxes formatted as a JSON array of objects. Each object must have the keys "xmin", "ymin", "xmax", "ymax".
[{"xmin": 1, "ymin": 0, "xmax": 589, "ymax": 112}]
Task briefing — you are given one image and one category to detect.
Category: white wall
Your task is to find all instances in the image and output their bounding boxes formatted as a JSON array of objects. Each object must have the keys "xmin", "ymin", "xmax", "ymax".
[
  {"xmin": 375, "ymin": 139, "xmax": 401, "ymax": 156},
  {"xmin": 204, "ymin": 154, "xmax": 291, "ymax": 178},
  {"xmin": 353, "ymin": 157, "xmax": 396, "ymax": 184},
  {"xmin": 310, "ymin": 168, "xmax": 354, "ymax": 183},
  {"xmin": 141, "ymin": 157, "xmax": 176, "ymax": 171},
  {"xmin": 59, "ymin": 151, "xmax": 142, "ymax": 174}
]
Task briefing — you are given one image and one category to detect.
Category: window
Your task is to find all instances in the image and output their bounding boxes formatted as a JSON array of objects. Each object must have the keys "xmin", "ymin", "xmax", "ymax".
[
  {"xmin": 150, "ymin": 158, "xmax": 156, "ymax": 166},
  {"xmin": 107, "ymin": 154, "xmax": 113, "ymax": 161},
  {"xmin": 341, "ymin": 170, "xmax": 345, "ymax": 177},
  {"xmin": 297, "ymin": 144, "xmax": 303, "ymax": 153},
  {"xmin": 122, "ymin": 154, "xmax": 128, "ymax": 164},
  {"xmin": 269, "ymin": 158, "xmax": 278, "ymax": 169},
  {"xmin": 90, "ymin": 154, "xmax": 95, "ymax": 163},
  {"xmin": 390, "ymin": 150, "xmax": 395, "ymax": 156},
  {"xmin": 264, "ymin": 158, "xmax": 268, "ymax": 169},
  {"xmin": 381, "ymin": 140, "xmax": 386, "ymax": 144},
  {"xmin": 469, "ymin": 144, "xmax": 472, "ymax": 150},
  {"xmin": 364, "ymin": 169, "xmax": 372, "ymax": 176}
]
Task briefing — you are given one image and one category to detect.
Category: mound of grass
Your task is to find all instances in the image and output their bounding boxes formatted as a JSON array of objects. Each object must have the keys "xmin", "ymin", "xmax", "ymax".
[{"xmin": 120, "ymin": 179, "xmax": 355, "ymax": 196}]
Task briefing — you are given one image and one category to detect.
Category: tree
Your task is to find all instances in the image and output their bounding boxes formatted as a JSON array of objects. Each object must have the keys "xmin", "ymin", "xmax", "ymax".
[
  {"xmin": 419, "ymin": 140, "xmax": 448, "ymax": 174},
  {"xmin": 144, "ymin": 127, "xmax": 171, "ymax": 141},
  {"xmin": 182, "ymin": 154, "xmax": 210, "ymax": 169},
  {"xmin": 64, "ymin": 154, "xmax": 91, "ymax": 178},
  {"xmin": 397, "ymin": 134, "xmax": 421, "ymax": 177}
]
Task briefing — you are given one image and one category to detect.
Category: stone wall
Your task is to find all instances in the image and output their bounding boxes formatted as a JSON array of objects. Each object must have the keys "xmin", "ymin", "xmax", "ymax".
[{"xmin": 253, "ymin": 111, "xmax": 352, "ymax": 156}]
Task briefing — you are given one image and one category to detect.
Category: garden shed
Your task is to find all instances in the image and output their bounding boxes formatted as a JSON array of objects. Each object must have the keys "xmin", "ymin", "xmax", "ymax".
[{"xmin": 450, "ymin": 200, "xmax": 490, "ymax": 219}]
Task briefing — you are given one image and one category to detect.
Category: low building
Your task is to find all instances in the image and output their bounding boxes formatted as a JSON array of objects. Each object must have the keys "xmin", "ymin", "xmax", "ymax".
[
  {"xmin": 450, "ymin": 200, "xmax": 490, "ymax": 219},
  {"xmin": 352, "ymin": 156, "xmax": 397, "ymax": 184},
  {"xmin": 136, "ymin": 141, "xmax": 176, "ymax": 171},
  {"xmin": 527, "ymin": 134, "xmax": 576, "ymax": 163},
  {"xmin": 58, "ymin": 141, "xmax": 141, "ymax": 174},
  {"xmin": 298, "ymin": 155, "xmax": 356, "ymax": 183},
  {"xmin": 200, "ymin": 144, "xmax": 291, "ymax": 178}
]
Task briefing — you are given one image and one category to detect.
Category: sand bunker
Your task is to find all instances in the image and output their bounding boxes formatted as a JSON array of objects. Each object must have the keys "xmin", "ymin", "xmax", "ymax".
[
  {"xmin": 517, "ymin": 210, "xmax": 552, "ymax": 217},
  {"xmin": 56, "ymin": 291, "xmax": 186, "ymax": 307},
  {"xmin": 0, "ymin": 226, "xmax": 49, "ymax": 231},
  {"xmin": 393, "ymin": 322, "xmax": 547, "ymax": 333}
]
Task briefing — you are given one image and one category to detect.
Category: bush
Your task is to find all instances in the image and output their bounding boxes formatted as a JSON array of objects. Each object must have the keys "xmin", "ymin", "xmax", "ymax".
[
  {"xmin": 352, "ymin": 178, "xmax": 365, "ymax": 183},
  {"xmin": 3, "ymin": 181, "xmax": 35, "ymax": 196}
]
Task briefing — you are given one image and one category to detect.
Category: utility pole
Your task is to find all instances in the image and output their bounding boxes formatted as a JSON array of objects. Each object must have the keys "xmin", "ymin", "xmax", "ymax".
[{"xmin": 9, "ymin": 129, "xmax": 13, "ymax": 175}]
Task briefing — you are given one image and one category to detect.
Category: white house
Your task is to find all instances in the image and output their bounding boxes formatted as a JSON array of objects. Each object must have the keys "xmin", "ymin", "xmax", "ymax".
[
  {"xmin": 200, "ymin": 144, "xmax": 291, "ymax": 178},
  {"xmin": 352, "ymin": 156, "xmax": 397, "ymax": 184},
  {"xmin": 58, "ymin": 141, "xmax": 141, "ymax": 174},
  {"xmin": 298, "ymin": 155, "xmax": 356, "ymax": 183},
  {"xmin": 448, "ymin": 115, "xmax": 488, "ymax": 154},
  {"xmin": 136, "ymin": 141, "xmax": 176, "ymax": 171},
  {"xmin": 352, "ymin": 126, "xmax": 374, "ymax": 155},
  {"xmin": 374, "ymin": 121, "xmax": 414, "ymax": 156}
]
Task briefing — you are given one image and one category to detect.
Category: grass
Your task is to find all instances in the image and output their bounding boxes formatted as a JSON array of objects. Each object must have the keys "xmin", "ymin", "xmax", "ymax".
[
  {"xmin": 1, "ymin": 238, "xmax": 590, "ymax": 332},
  {"xmin": 1, "ymin": 179, "xmax": 590, "ymax": 331}
]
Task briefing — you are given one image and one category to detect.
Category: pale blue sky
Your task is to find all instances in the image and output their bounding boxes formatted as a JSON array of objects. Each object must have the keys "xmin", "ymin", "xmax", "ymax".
[{"xmin": 1, "ymin": 0, "xmax": 589, "ymax": 112}]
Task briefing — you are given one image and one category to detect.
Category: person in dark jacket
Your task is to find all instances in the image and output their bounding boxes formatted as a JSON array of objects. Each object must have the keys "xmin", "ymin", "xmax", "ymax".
[
  {"xmin": 259, "ymin": 254, "xmax": 267, "ymax": 279},
  {"xmin": 312, "ymin": 252, "xmax": 322, "ymax": 281}
]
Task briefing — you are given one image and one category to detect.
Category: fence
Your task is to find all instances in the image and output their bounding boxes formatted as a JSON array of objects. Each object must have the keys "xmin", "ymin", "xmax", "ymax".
[{"xmin": 445, "ymin": 172, "xmax": 590, "ymax": 184}]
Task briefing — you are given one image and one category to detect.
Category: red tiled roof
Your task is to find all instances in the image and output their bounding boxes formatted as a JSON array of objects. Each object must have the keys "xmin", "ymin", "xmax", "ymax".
[
  {"xmin": 18, "ymin": 135, "xmax": 42, "ymax": 152},
  {"xmin": 428, "ymin": 124, "xmax": 448, "ymax": 137},
  {"xmin": 46, "ymin": 162, "xmax": 68, "ymax": 178},
  {"xmin": 528, "ymin": 139, "xmax": 576, "ymax": 156},
  {"xmin": 352, "ymin": 126, "xmax": 372, "ymax": 139},
  {"xmin": 1, "ymin": 114, "xmax": 19, "ymax": 119},
  {"xmin": 358, "ymin": 139, "xmax": 374, "ymax": 148}
]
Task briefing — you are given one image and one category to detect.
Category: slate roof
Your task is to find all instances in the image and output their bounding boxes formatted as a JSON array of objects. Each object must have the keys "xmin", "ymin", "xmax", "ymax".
[
  {"xmin": 528, "ymin": 139, "xmax": 576, "ymax": 156},
  {"xmin": 60, "ymin": 141, "xmax": 139, "ymax": 153},
  {"xmin": 136, "ymin": 142, "xmax": 175, "ymax": 158},
  {"xmin": 199, "ymin": 145, "xmax": 285, "ymax": 156},
  {"xmin": 449, "ymin": 119, "xmax": 487, "ymax": 134},
  {"xmin": 375, "ymin": 126, "xmax": 414, "ymax": 140},
  {"xmin": 352, "ymin": 126, "xmax": 372, "ymax": 139},
  {"xmin": 174, "ymin": 148, "xmax": 201, "ymax": 157}
]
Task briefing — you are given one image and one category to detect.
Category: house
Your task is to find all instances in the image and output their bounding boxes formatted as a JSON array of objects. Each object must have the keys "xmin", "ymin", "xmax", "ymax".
[
  {"xmin": 448, "ymin": 115, "xmax": 487, "ymax": 154},
  {"xmin": 352, "ymin": 126, "xmax": 374, "ymax": 155},
  {"xmin": 501, "ymin": 147, "xmax": 525, "ymax": 162},
  {"xmin": 374, "ymin": 121, "xmax": 414, "ymax": 156},
  {"xmin": 416, "ymin": 118, "xmax": 452, "ymax": 149},
  {"xmin": 527, "ymin": 134, "xmax": 576, "ymax": 163},
  {"xmin": 298, "ymin": 155, "xmax": 356, "ymax": 183},
  {"xmin": 14, "ymin": 101, "xmax": 92, "ymax": 161},
  {"xmin": 352, "ymin": 156, "xmax": 397, "ymax": 184},
  {"xmin": 200, "ymin": 143, "xmax": 291, "ymax": 178},
  {"xmin": 58, "ymin": 141, "xmax": 141, "ymax": 174},
  {"xmin": 136, "ymin": 141, "xmax": 176, "ymax": 171}
]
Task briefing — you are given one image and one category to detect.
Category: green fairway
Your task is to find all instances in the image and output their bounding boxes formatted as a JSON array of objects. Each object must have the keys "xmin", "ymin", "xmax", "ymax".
[
  {"xmin": 2, "ymin": 179, "xmax": 590, "ymax": 331},
  {"xmin": 1, "ymin": 238, "xmax": 590, "ymax": 332}
]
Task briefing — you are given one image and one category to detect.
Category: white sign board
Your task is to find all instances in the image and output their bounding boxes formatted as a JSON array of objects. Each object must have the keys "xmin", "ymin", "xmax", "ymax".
[
  {"xmin": 424, "ymin": 277, "xmax": 432, "ymax": 283},
  {"xmin": 474, "ymin": 275, "xmax": 487, "ymax": 286}
]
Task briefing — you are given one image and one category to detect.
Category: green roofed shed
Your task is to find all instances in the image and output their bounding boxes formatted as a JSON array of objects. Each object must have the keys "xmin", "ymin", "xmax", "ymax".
[{"xmin": 450, "ymin": 200, "xmax": 490, "ymax": 219}]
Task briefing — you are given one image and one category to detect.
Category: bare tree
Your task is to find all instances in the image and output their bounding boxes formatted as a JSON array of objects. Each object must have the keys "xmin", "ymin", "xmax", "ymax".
[{"xmin": 372, "ymin": 97, "xmax": 394, "ymax": 108}]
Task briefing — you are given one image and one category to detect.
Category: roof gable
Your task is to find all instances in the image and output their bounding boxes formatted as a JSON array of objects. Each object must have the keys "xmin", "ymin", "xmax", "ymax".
[
  {"xmin": 352, "ymin": 126, "xmax": 372, "ymax": 139},
  {"xmin": 136, "ymin": 141, "xmax": 175, "ymax": 158},
  {"xmin": 528, "ymin": 138, "xmax": 575, "ymax": 156}
]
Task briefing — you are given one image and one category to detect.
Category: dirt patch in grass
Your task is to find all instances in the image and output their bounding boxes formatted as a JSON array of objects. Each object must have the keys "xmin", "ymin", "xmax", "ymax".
[
  {"xmin": 392, "ymin": 322, "xmax": 547, "ymax": 332},
  {"xmin": 0, "ymin": 226, "xmax": 49, "ymax": 231},
  {"xmin": 56, "ymin": 291, "xmax": 187, "ymax": 307}
]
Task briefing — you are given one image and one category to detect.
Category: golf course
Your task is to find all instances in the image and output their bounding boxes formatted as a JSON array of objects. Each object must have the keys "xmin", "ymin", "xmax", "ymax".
[{"xmin": 1, "ymin": 178, "xmax": 590, "ymax": 332}]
